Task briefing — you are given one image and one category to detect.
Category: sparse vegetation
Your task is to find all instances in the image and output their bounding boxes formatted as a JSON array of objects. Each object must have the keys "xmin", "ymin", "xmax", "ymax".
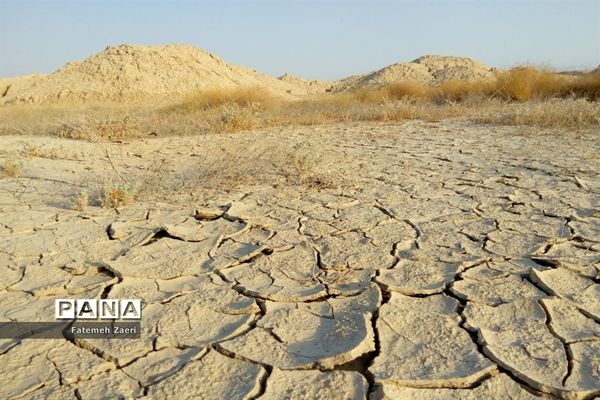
[
  {"xmin": 103, "ymin": 184, "xmax": 135, "ymax": 208},
  {"xmin": 286, "ymin": 141, "xmax": 335, "ymax": 187},
  {"xmin": 472, "ymin": 98, "xmax": 600, "ymax": 129},
  {"xmin": 170, "ymin": 87, "xmax": 275, "ymax": 112},
  {"xmin": 331, "ymin": 67, "xmax": 600, "ymax": 104},
  {"xmin": 0, "ymin": 153, "xmax": 21, "ymax": 177},
  {"xmin": 24, "ymin": 144, "xmax": 64, "ymax": 159},
  {"xmin": 93, "ymin": 182, "xmax": 136, "ymax": 208},
  {"xmin": 0, "ymin": 67, "xmax": 598, "ymax": 141},
  {"xmin": 74, "ymin": 189, "xmax": 89, "ymax": 211}
]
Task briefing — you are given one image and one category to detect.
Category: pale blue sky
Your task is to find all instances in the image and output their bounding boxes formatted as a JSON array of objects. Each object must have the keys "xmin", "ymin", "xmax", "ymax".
[{"xmin": 1, "ymin": 0, "xmax": 598, "ymax": 79}]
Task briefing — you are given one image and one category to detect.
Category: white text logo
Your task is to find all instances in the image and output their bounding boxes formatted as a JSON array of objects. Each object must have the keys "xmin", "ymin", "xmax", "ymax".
[{"xmin": 55, "ymin": 299, "xmax": 142, "ymax": 320}]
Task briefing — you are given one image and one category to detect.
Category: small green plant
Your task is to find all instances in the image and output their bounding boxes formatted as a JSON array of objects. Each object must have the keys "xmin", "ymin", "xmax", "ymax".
[{"xmin": 290, "ymin": 143, "xmax": 319, "ymax": 175}]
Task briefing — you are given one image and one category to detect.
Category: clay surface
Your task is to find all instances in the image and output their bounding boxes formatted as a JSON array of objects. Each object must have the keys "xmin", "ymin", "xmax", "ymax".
[{"xmin": 1, "ymin": 120, "xmax": 599, "ymax": 399}]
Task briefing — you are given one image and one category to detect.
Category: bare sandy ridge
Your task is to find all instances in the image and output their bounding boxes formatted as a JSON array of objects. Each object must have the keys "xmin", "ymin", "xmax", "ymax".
[
  {"xmin": 334, "ymin": 55, "xmax": 497, "ymax": 91},
  {"xmin": 0, "ymin": 43, "xmax": 499, "ymax": 105},
  {"xmin": 0, "ymin": 44, "xmax": 321, "ymax": 105}
]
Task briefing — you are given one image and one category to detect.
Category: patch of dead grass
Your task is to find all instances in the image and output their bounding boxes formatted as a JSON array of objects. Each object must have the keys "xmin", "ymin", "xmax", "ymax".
[
  {"xmin": 0, "ymin": 153, "xmax": 21, "ymax": 177},
  {"xmin": 1, "ymin": 66, "xmax": 599, "ymax": 140},
  {"xmin": 472, "ymin": 98, "xmax": 600, "ymax": 129},
  {"xmin": 92, "ymin": 182, "xmax": 136, "ymax": 209},
  {"xmin": 169, "ymin": 86, "xmax": 276, "ymax": 112},
  {"xmin": 495, "ymin": 67, "xmax": 566, "ymax": 101}
]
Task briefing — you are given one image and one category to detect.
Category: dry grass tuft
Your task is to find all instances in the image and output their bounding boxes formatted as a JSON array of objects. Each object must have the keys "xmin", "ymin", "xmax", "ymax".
[
  {"xmin": 91, "ymin": 182, "xmax": 136, "ymax": 208},
  {"xmin": 286, "ymin": 141, "xmax": 335, "ymax": 187},
  {"xmin": 170, "ymin": 87, "xmax": 276, "ymax": 112},
  {"xmin": 102, "ymin": 184, "xmax": 135, "ymax": 208},
  {"xmin": 384, "ymin": 81, "xmax": 431, "ymax": 101},
  {"xmin": 346, "ymin": 66, "xmax": 600, "ymax": 105},
  {"xmin": 472, "ymin": 98, "xmax": 600, "ymax": 129},
  {"xmin": 0, "ymin": 105, "xmax": 146, "ymax": 141},
  {"xmin": 55, "ymin": 115, "xmax": 144, "ymax": 141},
  {"xmin": 433, "ymin": 79, "xmax": 495, "ymax": 103},
  {"xmin": 568, "ymin": 71, "xmax": 600, "ymax": 100},
  {"xmin": 74, "ymin": 189, "xmax": 89, "ymax": 211},
  {"xmin": 25, "ymin": 144, "xmax": 62, "ymax": 159},
  {"xmin": 0, "ymin": 155, "xmax": 21, "ymax": 177},
  {"xmin": 495, "ymin": 67, "xmax": 564, "ymax": 101}
]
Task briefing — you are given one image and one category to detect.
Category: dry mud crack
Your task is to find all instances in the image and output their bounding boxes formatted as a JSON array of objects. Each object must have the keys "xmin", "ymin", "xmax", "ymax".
[{"xmin": 0, "ymin": 120, "xmax": 599, "ymax": 399}]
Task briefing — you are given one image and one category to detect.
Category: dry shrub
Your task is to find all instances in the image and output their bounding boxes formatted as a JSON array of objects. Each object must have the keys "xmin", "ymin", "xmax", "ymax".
[
  {"xmin": 334, "ymin": 83, "xmax": 431, "ymax": 104},
  {"xmin": 384, "ymin": 81, "xmax": 431, "ymax": 101},
  {"xmin": 472, "ymin": 98, "xmax": 600, "ymax": 129},
  {"xmin": 346, "ymin": 80, "xmax": 497, "ymax": 104},
  {"xmin": 568, "ymin": 71, "xmax": 600, "ymax": 100},
  {"xmin": 74, "ymin": 189, "xmax": 89, "ymax": 211},
  {"xmin": 0, "ymin": 103, "xmax": 149, "ymax": 141},
  {"xmin": 0, "ymin": 153, "xmax": 21, "ymax": 177},
  {"xmin": 130, "ymin": 138, "xmax": 340, "ymax": 202},
  {"xmin": 352, "ymin": 89, "xmax": 387, "ymax": 104},
  {"xmin": 172, "ymin": 87, "xmax": 276, "ymax": 111},
  {"xmin": 494, "ymin": 67, "xmax": 566, "ymax": 101},
  {"xmin": 24, "ymin": 144, "xmax": 62, "ymax": 159},
  {"xmin": 55, "ymin": 115, "xmax": 143, "ymax": 141},
  {"xmin": 433, "ymin": 79, "xmax": 495, "ymax": 103},
  {"xmin": 288, "ymin": 142, "xmax": 319, "ymax": 181},
  {"xmin": 371, "ymin": 66, "xmax": 599, "ymax": 104},
  {"xmin": 95, "ymin": 183, "xmax": 135, "ymax": 208},
  {"xmin": 133, "ymin": 140, "xmax": 282, "ymax": 198},
  {"xmin": 215, "ymin": 103, "xmax": 279, "ymax": 132},
  {"xmin": 158, "ymin": 87, "xmax": 282, "ymax": 133}
]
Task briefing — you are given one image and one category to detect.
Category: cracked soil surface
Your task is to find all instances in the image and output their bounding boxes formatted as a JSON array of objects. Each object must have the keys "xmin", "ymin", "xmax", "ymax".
[{"xmin": 1, "ymin": 120, "xmax": 599, "ymax": 399}]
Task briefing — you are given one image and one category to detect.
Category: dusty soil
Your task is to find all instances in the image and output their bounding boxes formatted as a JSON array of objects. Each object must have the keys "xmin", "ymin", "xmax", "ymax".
[{"xmin": 1, "ymin": 120, "xmax": 599, "ymax": 399}]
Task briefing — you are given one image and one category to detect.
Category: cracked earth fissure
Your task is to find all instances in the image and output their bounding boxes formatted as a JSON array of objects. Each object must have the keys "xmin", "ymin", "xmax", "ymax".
[
  {"xmin": 444, "ymin": 288, "xmax": 553, "ymax": 398},
  {"xmin": 2, "ymin": 121, "xmax": 599, "ymax": 399},
  {"xmin": 538, "ymin": 300, "xmax": 575, "ymax": 387}
]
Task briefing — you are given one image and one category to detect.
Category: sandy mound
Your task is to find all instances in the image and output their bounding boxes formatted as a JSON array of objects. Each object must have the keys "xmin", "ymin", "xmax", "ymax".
[
  {"xmin": 1, "ymin": 48, "xmax": 500, "ymax": 104},
  {"xmin": 0, "ymin": 74, "xmax": 46, "ymax": 100},
  {"xmin": 0, "ymin": 44, "xmax": 326, "ymax": 105},
  {"xmin": 278, "ymin": 73, "xmax": 334, "ymax": 94},
  {"xmin": 335, "ymin": 55, "xmax": 496, "ymax": 91}
]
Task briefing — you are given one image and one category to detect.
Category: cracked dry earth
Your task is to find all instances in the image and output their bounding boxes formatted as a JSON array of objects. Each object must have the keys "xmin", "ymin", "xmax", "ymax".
[{"xmin": 1, "ymin": 120, "xmax": 599, "ymax": 399}]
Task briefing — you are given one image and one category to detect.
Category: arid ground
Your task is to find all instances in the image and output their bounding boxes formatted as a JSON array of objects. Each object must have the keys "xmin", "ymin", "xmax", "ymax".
[
  {"xmin": 1, "ymin": 119, "xmax": 599, "ymax": 399},
  {"xmin": 1, "ymin": 45, "xmax": 599, "ymax": 399}
]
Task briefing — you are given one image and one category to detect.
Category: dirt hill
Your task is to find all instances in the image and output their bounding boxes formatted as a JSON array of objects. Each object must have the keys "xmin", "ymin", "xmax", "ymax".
[
  {"xmin": 1, "ymin": 47, "xmax": 500, "ymax": 105},
  {"xmin": 335, "ymin": 55, "xmax": 496, "ymax": 91},
  {"xmin": 278, "ymin": 73, "xmax": 334, "ymax": 94},
  {"xmin": 0, "ymin": 44, "xmax": 325, "ymax": 105}
]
